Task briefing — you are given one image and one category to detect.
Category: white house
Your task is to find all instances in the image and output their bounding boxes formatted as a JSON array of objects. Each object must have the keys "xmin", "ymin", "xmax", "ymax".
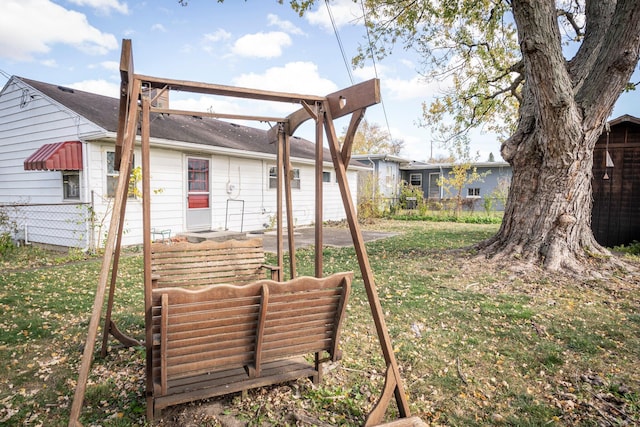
[{"xmin": 0, "ymin": 76, "xmax": 364, "ymax": 250}]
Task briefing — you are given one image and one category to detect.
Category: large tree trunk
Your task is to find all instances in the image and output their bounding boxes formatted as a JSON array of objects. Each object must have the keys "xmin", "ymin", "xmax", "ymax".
[
  {"xmin": 477, "ymin": 0, "xmax": 640, "ymax": 271},
  {"xmin": 479, "ymin": 114, "xmax": 603, "ymax": 271}
]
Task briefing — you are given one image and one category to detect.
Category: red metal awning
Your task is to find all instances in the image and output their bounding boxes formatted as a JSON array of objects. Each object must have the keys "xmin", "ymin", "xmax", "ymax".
[{"xmin": 24, "ymin": 141, "xmax": 83, "ymax": 171}]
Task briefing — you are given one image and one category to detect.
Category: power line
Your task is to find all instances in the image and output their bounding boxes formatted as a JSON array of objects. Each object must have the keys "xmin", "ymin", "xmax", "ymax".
[
  {"xmin": 325, "ymin": 0, "xmax": 354, "ymax": 85},
  {"xmin": 0, "ymin": 68, "xmax": 12, "ymax": 80},
  {"xmin": 360, "ymin": 0, "xmax": 394, "ymax": 141},
  {"xmin": 324, "ymin": 0, "xmax": 395, "ymax": 144}
]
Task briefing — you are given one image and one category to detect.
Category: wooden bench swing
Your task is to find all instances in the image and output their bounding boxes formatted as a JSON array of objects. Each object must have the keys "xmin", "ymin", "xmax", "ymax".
[{"xmin": 68, "ymin": 39, "xmax": 425, "ymax": 427}]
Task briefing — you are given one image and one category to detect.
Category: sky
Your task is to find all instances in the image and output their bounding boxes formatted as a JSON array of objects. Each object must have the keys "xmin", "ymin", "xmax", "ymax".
[{"xmin": 0, "ymin": 0, "xmax": 638, "ymax": 163}]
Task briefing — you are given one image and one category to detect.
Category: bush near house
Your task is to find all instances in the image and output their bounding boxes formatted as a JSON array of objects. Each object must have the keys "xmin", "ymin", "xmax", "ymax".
[{"xmin": 0, "ymin": 206, "xmax": 18, "ymax": 257}]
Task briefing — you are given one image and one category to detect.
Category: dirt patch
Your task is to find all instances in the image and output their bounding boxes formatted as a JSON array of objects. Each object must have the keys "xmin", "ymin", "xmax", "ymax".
[{"xmin": 257, "ymin": 226, "xmax": 399, "ymax": 253}]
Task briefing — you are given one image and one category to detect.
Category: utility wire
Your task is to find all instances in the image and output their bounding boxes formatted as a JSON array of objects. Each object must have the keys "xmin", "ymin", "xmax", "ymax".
[
  {"xmin": 325, "ymin": 0, "xmax": 354, "ymax": 85},
  {"xmin": 325, "ymin": 0, "xmax": 395, "ymax": 144},
  {"xmin": 360, "ymin": 0, "xmax": 394, "ymax": 141},
  {"xmin": 0, "ymin": 68, "xmax": 12, "ymax": 80}
]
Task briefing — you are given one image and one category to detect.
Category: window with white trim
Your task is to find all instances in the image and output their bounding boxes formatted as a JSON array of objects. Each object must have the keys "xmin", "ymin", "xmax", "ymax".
[
  {"xmin": 269, "ymin": 166, "xmax": 301, "ymax": 189},
  {"xmin": 62, "ymin": 171, "xmax": 80, "ymax": 200},
  {"xmin": 467, "ymin": 187, "xmax": 481, "ymax": 198},
  {"xmin": 409, "ymin": 173, "xmax": 422, "ymax": 187},
  {"xmin": 106, "ymin": 151, "xmax": 136, "ymax": 198},
  {"xmin": 323, "ymin": 171, "xmax": 331, "ymax": 183}
]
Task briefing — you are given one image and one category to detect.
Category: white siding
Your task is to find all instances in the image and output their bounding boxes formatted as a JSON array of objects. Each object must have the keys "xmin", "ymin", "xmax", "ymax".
[
  {"xmin": 0, "ymin": 78, "xmax": 105, "ymax": 248},
  {"xmin": 211, "ymin": 156, "xmax": 269, "ymax": 231},
  {"xmin": 376, "ymin": 160, "xmax": 401, "ymax": 200},
  {"xmin": 210, "ymin": 157, "xmax": 355, "ymax": 232},
  {"xmin": 0, "ymin": 78, "xmax": 359, "ymax": 248},
  {"xmin": 86, "ymin": 146, "xmax": 358, "ymax": 245}
]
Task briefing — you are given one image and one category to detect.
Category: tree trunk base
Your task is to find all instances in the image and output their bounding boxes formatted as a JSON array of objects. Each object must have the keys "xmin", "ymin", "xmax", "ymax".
[{"xmin": 474, "ymin": 233, "xmax": 633, "ymax": 277}]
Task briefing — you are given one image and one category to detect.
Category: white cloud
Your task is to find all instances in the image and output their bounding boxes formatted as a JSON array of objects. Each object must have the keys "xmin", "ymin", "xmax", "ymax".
[
  {"xmin": 231, "ymin": 32, "xmax": 292, "ymax": 58},
  {"xmin": 170, "ymin": 95, "xmax": 244, "ymax": 116},
  {"xmin": 156, "ymin": 63, "xmax": 339, "ymax": 123},
  {"xmin": 305, "ymin": 0, "xmax": 362, "ymax": 32},
  {"xmin": 233, "ymin": 61, "xmax": 337, "ymax": 96},
  {"xmin": 351, "ymin": 65, "xmax": 440, "ymax": 101},
  {"xmin": 389, "ymin": 126, "xmax": 431, "ymax": 160},
  {"xmin": 40, "ymin": 59, "xmax": 58, "ymax": 68},
  {"xmin": 267, "ymin": 14, "xmax": 305, "ymax": 35},
  {"xmin": 89, "ymin": 60, "xmax": 119, "ymax": 71},
  {"xmin": 231, "ymin": 62, "xmax": 338, "ymax": 116},
  {"xmin": 400, "ymin": 59, "xmax": 415, "ymax": 69},
  {"xmin": 204, "ymin": 29, "xmax": 232, "ymax": 43},
  {"xmin": 384, "ymin": 75, "xmax": 442, "ymax": 101},
  {"xmin": 68, "ymin": 0, "xmax": 129, "ymax": 15},
  {"xmin": 0, "ymin": 0, "xmax": 118, "ymax": 61},
  {"xmin": 68, "ymin": 79, "xmax": 120, "ymax": 97},
  {"xmin": 98, "ymin": 60, "xmax": 119, "ymax": 71},
  {"xmin": 151, "ymin": 23, "xmax": 167, "ymax": 33},
  {"xmin": 352, "ymin": 64, "xmax": 390, "ymax": 80},
  {"xmin": 201, "ymin": 29, "xmax": 232, "ymax": 54}
]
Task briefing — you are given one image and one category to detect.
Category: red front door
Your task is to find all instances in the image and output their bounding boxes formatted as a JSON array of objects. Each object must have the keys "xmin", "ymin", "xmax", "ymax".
[{"xmin": 186, "ymin": 157, "xmax": 211, "ymax": 230}]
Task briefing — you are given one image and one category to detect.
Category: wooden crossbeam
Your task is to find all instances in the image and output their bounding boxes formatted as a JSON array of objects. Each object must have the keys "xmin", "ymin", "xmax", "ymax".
[
  {"xmin": 150, "ymin": 106, "xmax": 287, "ymax": 124},
  {"xmin": 136, "ymin": 73, "xmax": 325, "ymax": 104}
]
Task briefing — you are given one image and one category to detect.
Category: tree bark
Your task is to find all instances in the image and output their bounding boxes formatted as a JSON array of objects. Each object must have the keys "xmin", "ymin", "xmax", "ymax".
[{"xmin": 477, "ymin": 0, "xmax": 640, "ymax": 271}]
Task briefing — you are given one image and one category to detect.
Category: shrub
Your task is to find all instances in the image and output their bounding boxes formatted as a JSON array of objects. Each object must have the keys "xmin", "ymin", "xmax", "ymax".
[
  {"xmin": 0, "ymin": 206, "xmax": 17, "ymax": 257},
  {"xmin": 398, "ymin": 182, "xmax": 424, "ymax": 209},
  {"xmin": 613, "ymin": 240, "xmax": 640, "ymax": 255}
]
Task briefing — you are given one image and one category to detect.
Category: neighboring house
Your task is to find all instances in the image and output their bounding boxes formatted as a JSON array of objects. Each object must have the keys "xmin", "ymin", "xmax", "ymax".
[
  {"xmin": 592, "ymin": 114, "xmax": 640, "ymax": 247},
  {"xmin": 351, "ymin": 154, "xmax": 409, "ymax": 207},
  {"xmin": 0, "ymin": 76, "xmax": 363, "ymax": 250},
  {"xmin": 400, "ymin": 161, "xmax": 512, "ymax": 210}
]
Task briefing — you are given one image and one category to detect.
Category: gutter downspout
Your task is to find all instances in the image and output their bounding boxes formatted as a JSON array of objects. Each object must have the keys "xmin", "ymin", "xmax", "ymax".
[
  {"xmin": 82, "ymin": 141, "xmax": 92, "ymax": 251},
  {"xmin": 439, "ymin": 165, "xmax": 444, "ymax": 199}
]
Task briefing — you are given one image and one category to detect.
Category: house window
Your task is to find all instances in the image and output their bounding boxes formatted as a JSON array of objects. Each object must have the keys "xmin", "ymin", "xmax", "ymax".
[
  {"xmin": 63, "ymin": 172, "xmax": 80, "ymax": 200},
  {"xmin": 188, "ymin": 159, "xmax": 209, "ymax": 192},
  {"xmin": 467, "ymin": 188, "xmax": 481, "ymax": 198},
  {"xmin": 188, "ymin": 158, "xmax": 210, "ymax": 208},
  {"xmin": 323, "ymin": 171, "xmax": 331, "ymax": 183},
  {"xmin": 106, "ymin": 151, "xmax": 136, "ymax": 198},
  {"xmin": 269, "ymin": 166, "xmax": 301, "ymax": 189},
  {"xmin": 428, "ymin": 173, "xmax": 441, "ymax": 198},
  {"xmin": 291, "ymin": 169, "xmax": 301, "ymax": 189},
  {"xmin": 409, "ymin": 173, "xmax": 422, "ymax": 187}
]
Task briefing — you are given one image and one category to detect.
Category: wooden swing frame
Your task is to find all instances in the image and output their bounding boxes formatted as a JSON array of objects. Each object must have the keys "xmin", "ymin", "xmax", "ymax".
[{"xmin": 68, "ymin": 39, "xmax": 422, "ymax": 427}]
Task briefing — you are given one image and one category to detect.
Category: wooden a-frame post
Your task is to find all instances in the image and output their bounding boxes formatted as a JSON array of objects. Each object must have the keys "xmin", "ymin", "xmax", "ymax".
[
  {"xmin": 68, "ymin": 41, "xmax": 140, "ymax": 426},
  {"xmin": 69, "ymin": 39, "xmax": 414, "ymax": 425}
]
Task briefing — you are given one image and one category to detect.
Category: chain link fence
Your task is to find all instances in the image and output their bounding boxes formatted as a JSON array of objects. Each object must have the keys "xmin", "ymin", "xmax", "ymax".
[{"xmin": 0, "ymin": 202, "xmax": 94, "ymax": 250}]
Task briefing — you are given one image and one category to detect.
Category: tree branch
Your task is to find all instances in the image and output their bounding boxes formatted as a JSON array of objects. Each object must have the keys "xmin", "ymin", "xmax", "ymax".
[
  {"xmin": 513, "ymin": 0, "xmax": 577, "ymax": 136},
  {"xmin": 568, "ymin": 1, "xmax": 616, "ymax": 94},
  {"xmin": 576, "ymin": 0, "xmax": 640, "ymax": 130},
  {"xmin": 556, "ymin": 9, "xmax": 583, "ymax": 39}
]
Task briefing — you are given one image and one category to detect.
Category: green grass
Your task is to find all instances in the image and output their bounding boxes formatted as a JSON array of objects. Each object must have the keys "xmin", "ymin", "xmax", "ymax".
[{"xmin": 1, "ymin": 220, "xmax": 639, "ymax": 426}]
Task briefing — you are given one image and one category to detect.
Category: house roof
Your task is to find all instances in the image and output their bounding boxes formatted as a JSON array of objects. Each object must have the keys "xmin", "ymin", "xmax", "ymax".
[
  {"xmin": 351, "ymin": 154, "xmax": 412, "ymax": 164},
  {"xmin": 18, "ymin": 77, "xmax": 335, "ymax": 164},
  {"xmin": 401, "ymin": 160, "xmax": 510, "ymax": 171},
  {"xmin": 608, "ymin": 114, "xmax": 640, "ymax": 127}
]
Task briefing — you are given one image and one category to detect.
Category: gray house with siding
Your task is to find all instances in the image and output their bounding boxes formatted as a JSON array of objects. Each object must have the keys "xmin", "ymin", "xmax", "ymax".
[
  {"xmin": 400, "ymin": 161, "xmax": 512, "ymax": 210},
  {"xmin": 351, "ymin": 154, "xmax": 410, "ymax": 207}
]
